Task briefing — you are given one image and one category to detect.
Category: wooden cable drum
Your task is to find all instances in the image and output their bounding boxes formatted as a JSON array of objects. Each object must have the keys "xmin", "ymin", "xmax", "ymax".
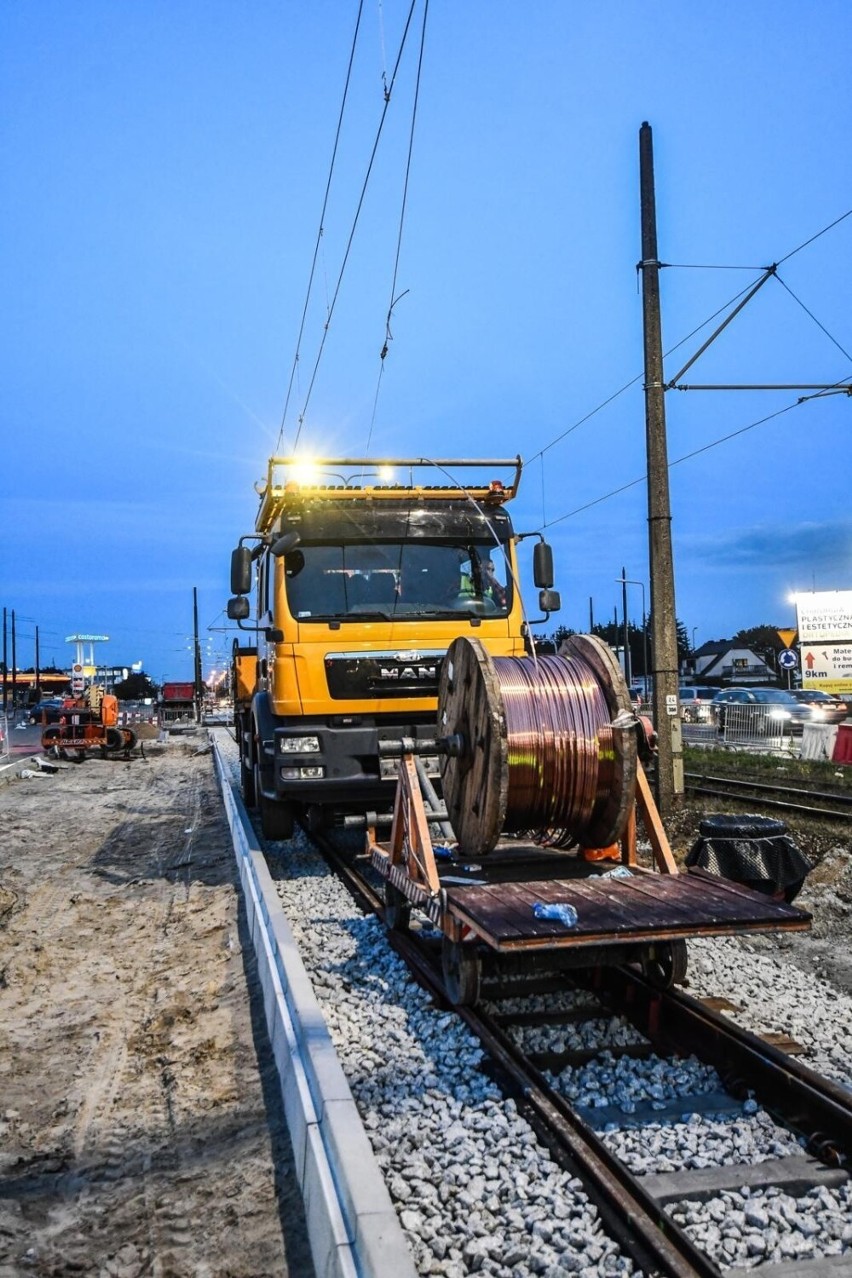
[{"xmin": 438, "ymin": 635, "xmax": 637, "ymax": 856}]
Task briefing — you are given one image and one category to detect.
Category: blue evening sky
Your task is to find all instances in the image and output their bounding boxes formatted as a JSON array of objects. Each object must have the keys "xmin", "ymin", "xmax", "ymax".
[{"xmin": 2, "ymin": 2, "xmax": 849, "ymax": 681}]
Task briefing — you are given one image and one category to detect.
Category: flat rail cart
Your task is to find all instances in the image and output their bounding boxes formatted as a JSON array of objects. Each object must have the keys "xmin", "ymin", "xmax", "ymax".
[{"xmin": 368, "ymin": 635, "xmax": 811, "ymax": 1004}]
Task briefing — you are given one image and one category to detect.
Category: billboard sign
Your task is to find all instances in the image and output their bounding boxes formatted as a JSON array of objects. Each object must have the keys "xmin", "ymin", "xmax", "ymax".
[
  {"xmin": 795, "ymin": 591, "xmax": 852, "ymax": 693},
  {"xmin": 795, "ymin": 590, "xmax": 852, "ymax": 643}
]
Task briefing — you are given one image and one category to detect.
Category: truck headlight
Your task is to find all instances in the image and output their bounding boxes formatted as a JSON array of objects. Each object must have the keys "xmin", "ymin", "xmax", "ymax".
[
  {"xmin": 280, "ymin": 765, "xmax": 325, "ymax": 780},
  {"xmin": 279, "ymin": 735, "xmax": 321, "ymax": 753}
]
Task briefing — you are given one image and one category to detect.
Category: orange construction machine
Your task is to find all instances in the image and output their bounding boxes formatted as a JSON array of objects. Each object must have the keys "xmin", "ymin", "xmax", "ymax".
[{"xmin": 40, "ymin": 687, "xmax": 137, "ymax": 761}]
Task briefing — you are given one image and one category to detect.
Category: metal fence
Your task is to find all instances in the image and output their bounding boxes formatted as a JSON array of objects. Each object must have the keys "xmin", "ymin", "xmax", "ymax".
[
  {"xmin": 681, "ymin": 704, "xmax": 798, "ymax": 754},
  {"xmin": 0, "ymin": 712, "xmax": 8, "ymax": 761}
]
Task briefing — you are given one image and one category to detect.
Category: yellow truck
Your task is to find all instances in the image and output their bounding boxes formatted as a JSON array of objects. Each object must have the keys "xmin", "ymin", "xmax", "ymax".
[{"xmin": 227, "ymin": 456, "xmax": 560, "ymax": 838}]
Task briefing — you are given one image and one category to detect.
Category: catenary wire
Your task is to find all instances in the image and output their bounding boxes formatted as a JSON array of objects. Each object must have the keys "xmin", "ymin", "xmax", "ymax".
[
  {"xmin": 541, "ymin": 374, "xmax": 851, "ymax": 529},
  {"xmin": 772, "ymin": 273, "xmax": 852, "ymax": 363},
  {"xmin": 274, "ymin": 0, "xmax": 365, "ymax": 456},
  {"xmin": 293, "ymin": 1, "xmax": 419, "ymax": 452},
  {"xmin": 528, "ymin": 208, "xmax": 852, "ymax": 467},
  {"xmin": 528, "ymin": 274, "xmax": 766, "ymax": 463},
  {"xmin": 493, "ymin": 651, "xmax": 615, "ymax": 840},
  {"xmin": 364, "ymin": 0, "xmax": 429, "ymax": 455}
]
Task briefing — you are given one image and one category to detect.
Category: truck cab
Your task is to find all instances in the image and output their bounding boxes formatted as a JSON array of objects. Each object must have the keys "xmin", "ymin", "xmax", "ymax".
[{"xmin": 228, "ymin": 457, "xmax": 559, "ymax": 839}]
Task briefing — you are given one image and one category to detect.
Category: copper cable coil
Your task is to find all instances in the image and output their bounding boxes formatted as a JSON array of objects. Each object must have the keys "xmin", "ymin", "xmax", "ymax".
[{"xmin": 492, "ymin": 652, "xmax": 615, "ymax": 842}]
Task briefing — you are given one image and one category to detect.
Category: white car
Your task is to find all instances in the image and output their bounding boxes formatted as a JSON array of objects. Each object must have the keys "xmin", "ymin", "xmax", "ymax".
[{"xmin": 678, "ymin": 686, "xmax": 717, "ymax": 723}]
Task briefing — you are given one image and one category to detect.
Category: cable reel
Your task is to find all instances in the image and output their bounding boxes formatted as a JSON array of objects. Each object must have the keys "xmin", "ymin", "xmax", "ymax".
[{"xmin": 437, "ymin": 635, "xmax": 638, "ymax": 856}]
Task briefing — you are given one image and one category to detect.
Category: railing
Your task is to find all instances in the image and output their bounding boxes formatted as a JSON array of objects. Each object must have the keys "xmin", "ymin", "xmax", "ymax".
[{"xmin": 709, "ymin": 704, "xmax": 796, "ymax": 754}]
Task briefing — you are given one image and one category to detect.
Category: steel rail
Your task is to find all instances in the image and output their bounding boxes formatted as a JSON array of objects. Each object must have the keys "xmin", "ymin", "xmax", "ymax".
[
  {"xmin": 296, "ymin": 825, "xmax": 852, "ymax": 1274},
  {"xmin": 582, "ymin": 966, "xmax": 852, "ymax": 1163},
  {"xmin": 686, "ymin": 771, "xmax": 852, "ymax": 807},
  {"xmin": 308, "ymin": 830, "xmax": 723, "ymax": 1277},
  {"xmin": 684, "ymin": 773, "xmax": 851, "ymax": 822}
]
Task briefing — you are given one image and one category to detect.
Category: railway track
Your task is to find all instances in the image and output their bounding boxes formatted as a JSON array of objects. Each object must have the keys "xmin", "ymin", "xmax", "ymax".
[
  {"xmin": 305, "ymin": 825, "xmax": 852, "ymax": 1277},
  {"xmin": 684, "ymin": 772, "xmax": 852, "ymax": 822},
  {"xmin": 211, "ymin": 725, "xmax": 852, "ymax": 1276}
]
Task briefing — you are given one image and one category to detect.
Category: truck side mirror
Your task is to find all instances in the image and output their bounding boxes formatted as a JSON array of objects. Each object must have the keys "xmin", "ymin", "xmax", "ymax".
[
  {"xmin": 533, "ymin": 541, "xmax": 554, "ymax": 589},
  {"xmin": 270, "ymin": 530, "xmax": 301, "ymax": 558},
  {"xmin": 539, "ymin": 589, "xmax": 561, "ymax": 614},
  {"xmin": 227, "ymin": 596, "xmax": 250, "ymax": 621},
  {"xmin": 230, "ymin": 547, "xmax": 253, "ymax": 595}
]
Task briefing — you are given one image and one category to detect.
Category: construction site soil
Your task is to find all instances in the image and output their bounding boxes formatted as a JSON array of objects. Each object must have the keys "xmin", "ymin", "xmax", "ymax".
[
  {"xmin": 0, "ymin": 734, "xmax": 849, "ymax": 1275},
  {"xmin": 0, "ymin": 735, "xmax": 313, "ymax": 1278}
]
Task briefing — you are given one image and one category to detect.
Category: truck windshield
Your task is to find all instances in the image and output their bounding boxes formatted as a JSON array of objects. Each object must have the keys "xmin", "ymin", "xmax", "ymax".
[{"xmin": 284, "ymin": 541, "xmax": 512, "ymax": 621}]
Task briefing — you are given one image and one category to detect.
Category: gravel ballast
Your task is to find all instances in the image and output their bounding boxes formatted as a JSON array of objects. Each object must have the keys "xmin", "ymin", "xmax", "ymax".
[{"xmin": 216, "ymin": 731, "xmax": 852, "ymax": 1275}]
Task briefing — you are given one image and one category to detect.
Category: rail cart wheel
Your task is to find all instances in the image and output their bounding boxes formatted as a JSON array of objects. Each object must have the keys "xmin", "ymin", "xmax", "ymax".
[
  {"xmin": 121, "ymin": 728, "xmax": 138, "ymax": 751},
  {"xmin": 642, "ymin": 939, "xmax": 688, "ymax": 989},
  {"xmin": 384, "ymin": 882, "xmax": 411, "ymax": 932},
  {"xmin": 441, "ymin": 936, "xmax": 481, "ymax": 1007}
]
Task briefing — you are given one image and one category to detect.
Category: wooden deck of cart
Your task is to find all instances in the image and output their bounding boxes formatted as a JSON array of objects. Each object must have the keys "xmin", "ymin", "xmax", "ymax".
[{"xmin": 370, "ymin": 841, "xmax": 811, "ymax": 953}]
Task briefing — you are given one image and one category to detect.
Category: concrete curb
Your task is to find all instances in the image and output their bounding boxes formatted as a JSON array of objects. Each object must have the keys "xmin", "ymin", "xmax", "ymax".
[{"xmin": 211, "ymin": 738, "xmax": 417, "ymax": 1278}]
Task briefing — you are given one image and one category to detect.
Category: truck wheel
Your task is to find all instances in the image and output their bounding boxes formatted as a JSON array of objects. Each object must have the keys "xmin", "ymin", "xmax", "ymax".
[
  {"xmin": 254, "ymin": 758, "xmax": 294, "ymax": 840},
  {"xmin": 104, "ymin": 727, "xmax": 124, "ymax": 753},
  {"xmin": 241, "ymin": 753, "xmax": 256, "ymax": 807},
  {"xmin": 260, "ymin": 793, "xmax": 294, "ymax": 841}
]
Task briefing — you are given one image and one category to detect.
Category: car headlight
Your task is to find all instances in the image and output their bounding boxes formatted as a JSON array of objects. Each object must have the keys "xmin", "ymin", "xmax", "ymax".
[
  {"xmin": 279, "ymin": 735, "xmax": 321, "ymax": 753},
  {"xmin": 280, "ymin": 765, "xmax": 325, "ymax": 780}
]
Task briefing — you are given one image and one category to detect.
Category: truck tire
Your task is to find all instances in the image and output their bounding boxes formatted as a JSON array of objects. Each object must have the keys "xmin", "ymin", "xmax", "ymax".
[
  {"xmin": 241, "ymin": 752, "xmax": 256, "ymax": 807},
  {"xmin": 259, "ymin": 792, "xmax": 294, "ymax": 841},
  {"xmin": 104, "ymin": 727, "xmax": 124, "ymax": 753},
  {"xmin": 253, "ymin": 757, "xmax": 294, "ymax": 840}
]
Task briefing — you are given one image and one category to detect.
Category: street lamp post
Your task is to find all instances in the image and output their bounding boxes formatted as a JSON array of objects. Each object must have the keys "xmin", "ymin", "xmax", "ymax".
[{"xmin": 615, "ymin": 572, "xmax": 649, "ymax": 697}]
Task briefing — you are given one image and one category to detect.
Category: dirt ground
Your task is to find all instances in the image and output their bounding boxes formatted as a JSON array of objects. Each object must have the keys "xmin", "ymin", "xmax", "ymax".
[{"xmin": 0, "ymin": 738, "xmax": 314, "ymax": 1278}]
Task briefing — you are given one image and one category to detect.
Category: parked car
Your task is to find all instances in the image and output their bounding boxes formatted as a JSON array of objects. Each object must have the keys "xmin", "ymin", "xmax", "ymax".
[
  {"xmin": 712, "ymin": 687, "xmax": 812, "ymax": 733},
  {"xmin": 786, "ymin": 688, "xmax": 848, "ymax": 724},
  {"xmin": 678, "ymin": 686, "xmax": 717, "ymax": 723},
  {"xmin": 28, "ymin": 698, "xmax": 67, "ymax": 724}
]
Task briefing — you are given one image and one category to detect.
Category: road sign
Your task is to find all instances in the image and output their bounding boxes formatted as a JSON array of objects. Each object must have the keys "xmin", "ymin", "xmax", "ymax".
[
  {"xmin": 801, "ymin": 642, "xmax": 852, "ymax": 693},
  {"xmin": 778, "ymin": 649, "xmax": 798, "ymax": 670},
  {"xmin": 777, "ymin": 628, "xmax": 797, "ymax": 648}
]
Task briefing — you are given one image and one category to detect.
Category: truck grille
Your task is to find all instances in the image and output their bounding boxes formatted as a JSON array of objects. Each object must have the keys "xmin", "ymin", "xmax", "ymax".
[{"xmin": 324, "ymin": 649, "xmax": 445, "ymax": 701}]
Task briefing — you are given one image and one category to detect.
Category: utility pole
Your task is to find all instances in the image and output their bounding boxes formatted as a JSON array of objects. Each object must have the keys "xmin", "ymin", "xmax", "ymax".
[
  {"xmin": 638, "ymin": 122, "xmax": 683, "ymax": 814},
  {"xmin": 35, "ymin": 625, "xmax": 40, "ymax": 695},
  {"xmin": 11, "ymin": 609, "xmax": 17, "ymax": 717},
  {"xmin": 193, "ymin": 587, "xmax": 203, "ymax": 723},
  {"xmin": 2, "ymin": 607, "xmax": 6, "ymax": 715}
]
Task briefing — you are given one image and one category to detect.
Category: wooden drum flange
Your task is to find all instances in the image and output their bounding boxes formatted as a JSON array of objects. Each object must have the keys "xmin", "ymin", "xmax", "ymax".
[{"xmin": 438, "ymin": 636, "xmax": 509, "ymax": 857}]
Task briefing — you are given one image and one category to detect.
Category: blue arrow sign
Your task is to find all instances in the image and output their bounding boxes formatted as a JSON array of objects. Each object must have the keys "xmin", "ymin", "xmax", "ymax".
[{"xmin": 778, "ymin": 648, "xmax": 798, "ymax": 669}]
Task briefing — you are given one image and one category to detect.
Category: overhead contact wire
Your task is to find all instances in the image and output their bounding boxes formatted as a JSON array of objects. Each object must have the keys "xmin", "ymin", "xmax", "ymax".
[
  {"xmin": 276, "ymin": 0, "xmax": 365, "ymax": 455},
  {"xmin": 365, "ymin": 0, "xmax": 429, "ymax": 455},
  {"xmin": 294, "ymin": 0, "xmax": 419, "ymax": 450}
]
